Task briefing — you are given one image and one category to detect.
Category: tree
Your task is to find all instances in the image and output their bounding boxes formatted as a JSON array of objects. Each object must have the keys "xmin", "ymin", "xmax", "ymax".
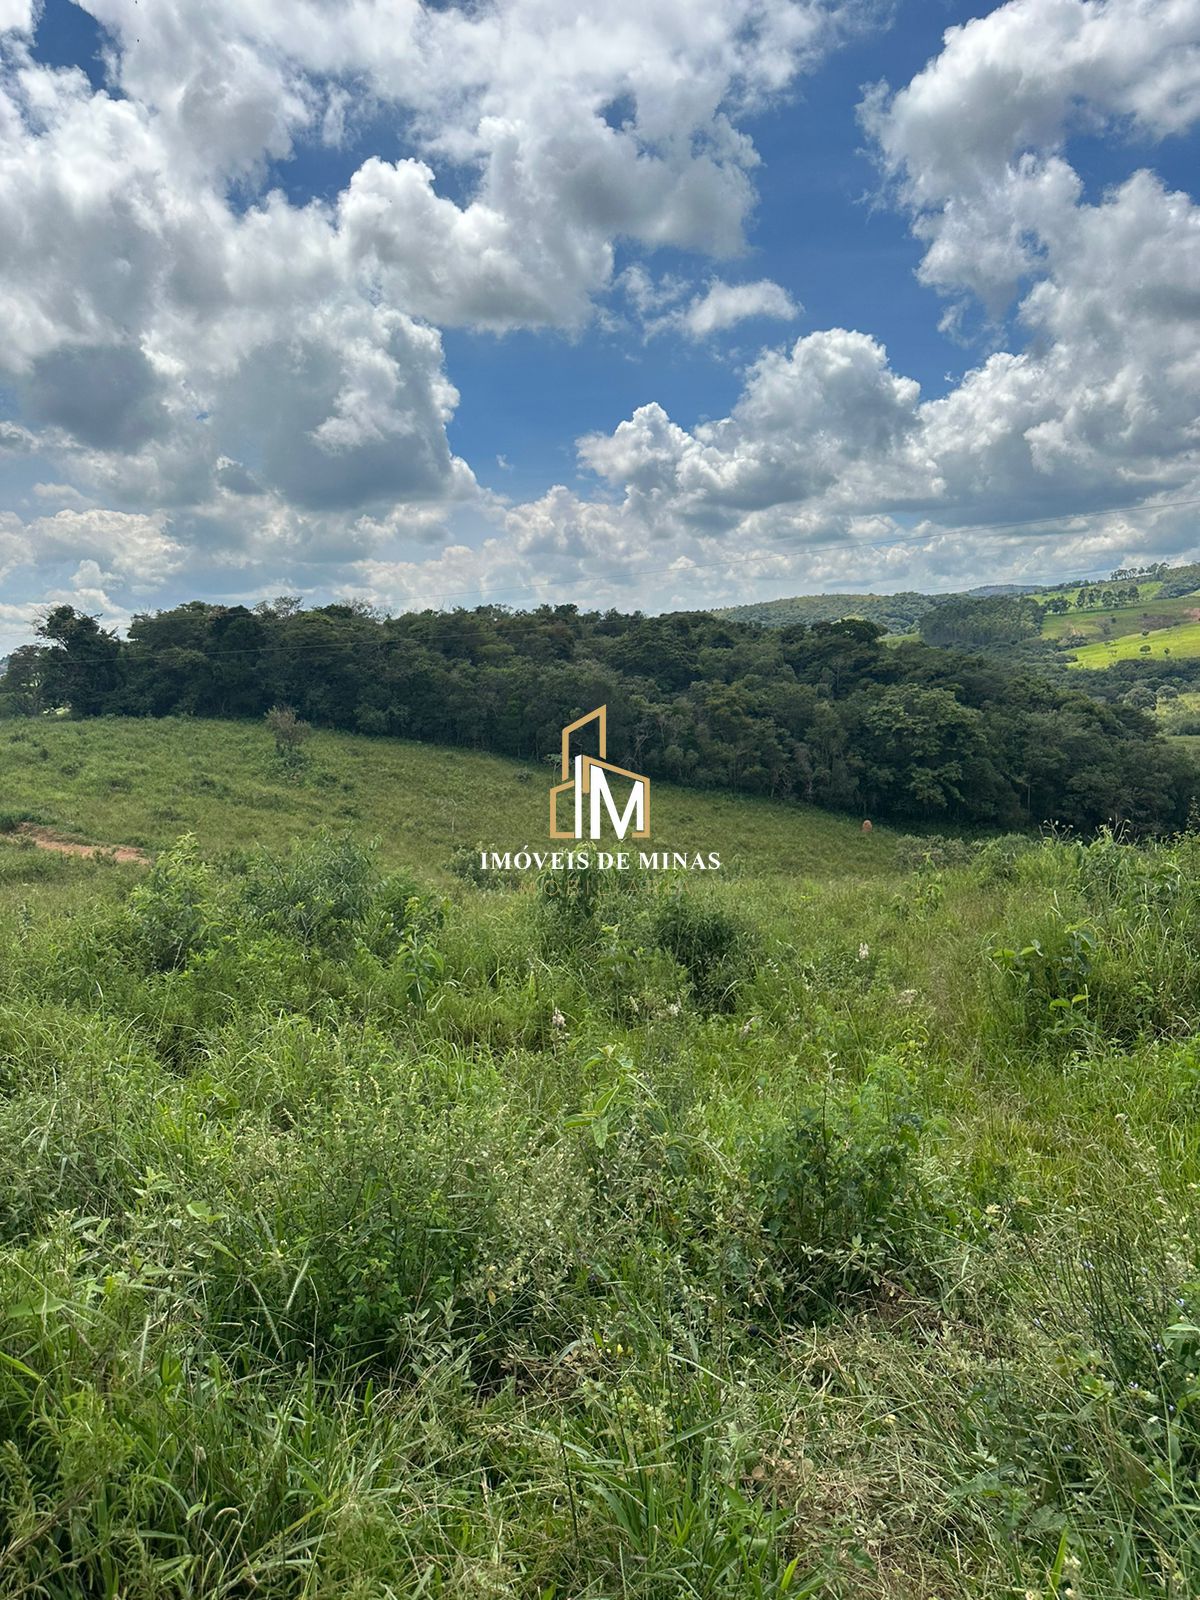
[
  {"xmin": 919, "ymin": 595, "xmax": 1043, "ymax": 651},
  {"xmin": 850, "ymin": 684, "xmax": 988, "ymax": 816},
  {"xmin": 0, "ymin": 645, "xmax": 51, "ymax": 716},
  {"xmin": 37, "ymin": 606, "xmax": 122, "ymax": 715}
]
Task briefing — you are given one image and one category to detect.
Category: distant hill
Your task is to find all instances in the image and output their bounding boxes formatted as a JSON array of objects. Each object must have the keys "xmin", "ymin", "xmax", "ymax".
[
  {"xmin": 716, "ymin": 590, "xmax": 955, "ymax": 633},
  {"xmin": 717, "ymin": 571, "xmax": 1177, "ymax": 635},
  {"xmin": 718, "ymin": 583, "xmax": 1056, "ymax": 633},
  {"xmin": 965, "ymin": 584, "xmax": 1044, "ymax": 597}
]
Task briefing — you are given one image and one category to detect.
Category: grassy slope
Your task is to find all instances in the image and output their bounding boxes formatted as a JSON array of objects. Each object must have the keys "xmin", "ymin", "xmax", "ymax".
[
  {"xmin": 5, "ymin": 718, "xmax": 1200, "ymax": 1594},
  {"xmin": 1043, "ymin": 591, "xmax": 1197, "ymax": 638},
  {"xmin": 1067, "ymin": 616, "xmax": 1200, "ymax": 667},
  {"xmin": 0, "ymin": 716, "xmax": 897, "ymax": 882},
  {"xmin": 1035, "ymin": 586, "xmax": 1200, "ymax": 666}
]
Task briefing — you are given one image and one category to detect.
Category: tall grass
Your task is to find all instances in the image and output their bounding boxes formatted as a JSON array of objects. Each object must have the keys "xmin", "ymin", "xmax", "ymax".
[{"xmin": 2, "ymin": 751, "xmax": 1200, "ymax": 1593}]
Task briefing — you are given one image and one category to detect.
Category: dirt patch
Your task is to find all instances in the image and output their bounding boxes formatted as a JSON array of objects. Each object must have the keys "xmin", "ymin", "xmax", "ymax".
[{"xmin": 8, "ymin": 824, "xmax": 150, "ymax": 865}]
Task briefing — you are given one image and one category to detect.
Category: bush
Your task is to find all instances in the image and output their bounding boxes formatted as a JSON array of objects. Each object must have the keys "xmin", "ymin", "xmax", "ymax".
[
  {"xmin": 536, "ymin": 858, "xmax": 606, "ymax": 931},
  {"xmin": 893, "ymin": 832, "xmax": 977, "ymax": 870},
  {"xmin": 0, "ymin": 809, "xmax": 44, "ymax": 834},
  {"xmin": 973, "ymin": 832, "xmax": 1035, "ymax": 882},
  {"xmin": 750, "ymin": 1076, "xmax": 936, "ymax": 1318},
  {"xmin": 125, "ymin": 833, "xmax": 221, "ymax": 971},
  {"xmin": 650, "ymin": 887, "xmax": 753, "ymax": 1012},
  {"xmin": 237, "ymin": 832, "xmax": 421, "ymax": 958},
  {"xmin": 264, "ymin": 703, "xmax": 312, "ymax": 771},
  {"xmin": 989, "ymin": 835, "xmax": 1200, "ymax": 1048},
  {"xmin": 447, "ymin": 840, "xmax": 519, "ymax": 889}
]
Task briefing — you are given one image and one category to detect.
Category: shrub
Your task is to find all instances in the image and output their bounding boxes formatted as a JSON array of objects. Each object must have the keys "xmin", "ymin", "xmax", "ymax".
[
  {"xmin": 125, "ymin": 833, "xmax": 222, "ymax": 971},
  {"xmin": 264, "ymin": 703, "xmax": 312, "ymax": 771},
  {"xmin": 989, "ymin": 911, "xmax": 1098, "ymax": 1049},
  {"xmin": 973, "ymin": 832, "xmax": 1035, "ymax": 882},
  {"xmin": 893, "ymin": 832, "xmax": 977, "ymax": 871},
  {"xmin": 537, "ymin": 858, "xmax": 605, "ymax": 930},
  {"xmin": 750, "ymin": 1078, "xmax": 935, "ymax": 1318},
  {"xmin": 447, "ymin": 840, "xmax": 519, "ymax": 889},
  {"xmin": 237, "ymin": 832, "xmax": 420, "ymax": 958},
  {"xmin": 989, "ymin": 836, "xmax": 1200, "ymax": 1047},
  {"xmin": 0, "ymin": 809, "xmax": 44, "ymax": 834},
  {"xmin": 650, "ymin": 887, "xmax": 753, "ymax": 1013}
]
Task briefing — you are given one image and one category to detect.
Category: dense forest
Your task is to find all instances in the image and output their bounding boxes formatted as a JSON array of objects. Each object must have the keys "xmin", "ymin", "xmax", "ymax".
[
  {"xmin": 916, "ymin": 593, "xmax": 1046, "ymax": 652},
  {"xmin": 2, "ymin": 599, "xmax": 1194, "ymax": 831}
]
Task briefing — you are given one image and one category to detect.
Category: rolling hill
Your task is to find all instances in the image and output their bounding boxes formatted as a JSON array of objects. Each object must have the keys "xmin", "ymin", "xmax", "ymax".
[
  {"xmin": 0, "ymin": 716, "xmax": 899, "ymax": 886},
  {"xmin": 716, "ymin": 583, "xmax": 1043, "ymax": 633},
  {"xmin": 3, "ymin": 715, "xmax": 1200, "ymax": 1594},
  {"xmin": 1068, "ymin": 615, "xmax": 1200, "ymax": 668},
  {"xmin": 714, "ymin": 567, "xmax": 1200, "ymax": 673}
]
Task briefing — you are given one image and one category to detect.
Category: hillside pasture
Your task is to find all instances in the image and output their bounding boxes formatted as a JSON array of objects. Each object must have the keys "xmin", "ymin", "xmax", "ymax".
[
  {"xmin": 0, "ymin": 716, "xmax": 899, "ymax": 885},
  {"xmin": 1066, "ymin": 615, "xmax": 1200, "ymax": 667},
  {"xmin": 1042, "ymin": 589, "xmax": 1198, "ymax": 643},
  {"xmin": 2, "ymin": 729, "xmax": 1200, "ymax": 1593}
]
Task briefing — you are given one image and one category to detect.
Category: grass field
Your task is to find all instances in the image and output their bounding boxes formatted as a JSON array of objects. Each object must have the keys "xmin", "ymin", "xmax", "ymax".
[
  {"xmin": 1033, "ymin": 585, "xmax": 1200, "ymax": 667},
  {"xmin": 3, "ymin": 717, "xmax": 1200, "ymax": 1596},
  {"xmin": 1066, "ymin": 617, "xmax": 1200, "ymax": 667},
  {"xmin": 1041, "ymin": 590, "xmax": 1196, "ymax": 644},
  {"xmin": 0, "ymin": 717, "xmax": 897, "ymax": 883}
]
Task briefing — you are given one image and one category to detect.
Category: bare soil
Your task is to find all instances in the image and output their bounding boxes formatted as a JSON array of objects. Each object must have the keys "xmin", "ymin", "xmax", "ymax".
[{"xmin": 9, "ymin": 824, "xmax": 149, "ymax": 865}]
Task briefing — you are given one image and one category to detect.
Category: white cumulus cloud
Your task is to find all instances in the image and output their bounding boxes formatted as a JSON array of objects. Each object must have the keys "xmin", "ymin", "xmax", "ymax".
[
  {"xmin": 674, "ymin": 278, "xmax": 800, "ymax": 338},
  {"xmin": 0, "ymin": 0, "xmax": 851, "ymax": 626},
  {"xmin": 1, "ymin": 0, "xmax": 1199, "ymax": 632}
]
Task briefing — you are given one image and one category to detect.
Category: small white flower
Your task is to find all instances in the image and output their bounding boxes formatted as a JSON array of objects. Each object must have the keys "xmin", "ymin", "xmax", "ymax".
[
  {"xmin": 897, "ymin": 989, "xmax": 917, "ymax": 1007},
  {"xmin": 551, "ymin": 1008, "xmax": 566, "ymax": 1030},
  {"xmin": 858, "ymin": 942, "xmax": 870, "ymax": 960}
]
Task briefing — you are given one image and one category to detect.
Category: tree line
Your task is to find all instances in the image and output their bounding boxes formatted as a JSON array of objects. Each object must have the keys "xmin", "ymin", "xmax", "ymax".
[{"xmin": 1, "ymin": 598, "xmax": 1194, "ymax": 830}]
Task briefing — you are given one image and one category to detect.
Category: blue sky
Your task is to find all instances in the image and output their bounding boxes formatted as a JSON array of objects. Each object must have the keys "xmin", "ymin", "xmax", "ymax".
[
  {"xmin": 0, "ymin": 0, "xmax": 1198, "ymax": 647},
  {"xmin": 441, "ymin": 6, "xmax": 988, "ymax": 502}
]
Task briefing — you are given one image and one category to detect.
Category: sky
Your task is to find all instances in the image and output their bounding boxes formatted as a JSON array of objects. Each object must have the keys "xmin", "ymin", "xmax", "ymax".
[{"xmin": 0, "ymin": 0, "xmax": 1198, "ymax": 652}]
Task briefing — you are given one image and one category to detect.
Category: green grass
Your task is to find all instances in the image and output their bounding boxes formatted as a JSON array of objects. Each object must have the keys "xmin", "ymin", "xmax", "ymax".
[
  {"xmin": 1039, "ymin": 579, "xmax": 1166, "ymax": 614},
  {"xmin": 3, "ymin": 717, "xmax": 1200, "ymax": 1596},
  {"xmin": 1066, "ymin": 616, "xmax": 1200, "ymax": 667},
  {"xmin": 0, "ymin": 716, "xmax": 899, "ymax": 882},
  {"xmin": 1042, "ymin": 590, "xmax": 1198, "ymax": 642}
]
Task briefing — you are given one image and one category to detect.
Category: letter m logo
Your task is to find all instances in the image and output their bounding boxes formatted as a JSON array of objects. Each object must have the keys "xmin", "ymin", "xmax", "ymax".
[{"xmin": 549, "ymin": 705, "xmax": 651, "ymax": 840}]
